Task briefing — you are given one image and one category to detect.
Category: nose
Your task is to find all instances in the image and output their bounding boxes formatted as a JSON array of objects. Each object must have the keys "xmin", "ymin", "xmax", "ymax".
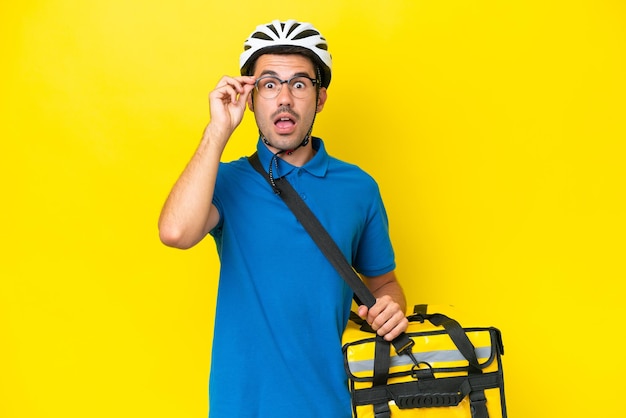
[{"xmin": 276, "ymin": 81, "xmax": 294, "ymax": 106}]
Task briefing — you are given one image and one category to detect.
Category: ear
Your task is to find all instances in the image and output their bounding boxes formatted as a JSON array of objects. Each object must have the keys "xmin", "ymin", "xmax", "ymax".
[
  {"xmin": 316, "ymin": 88, "xmax": 328, "ymax": 113},
  {"xmin": 247, "ymin": 94, "xmax": 254, "ymax": 112}
]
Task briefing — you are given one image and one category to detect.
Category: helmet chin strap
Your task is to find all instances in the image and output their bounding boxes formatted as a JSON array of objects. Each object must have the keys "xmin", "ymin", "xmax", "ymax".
[
  {"xmin": 260, "ymin": 129, "xmax": 310, "ymax": 156},
  {"xmin": 260, "ymin": 121, "xmax": 315, "ymax": 194}
]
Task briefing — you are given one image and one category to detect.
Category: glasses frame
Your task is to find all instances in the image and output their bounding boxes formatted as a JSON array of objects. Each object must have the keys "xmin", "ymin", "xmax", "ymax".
[{"xmin": 254, "ymin": 75, "xmax": 319, "ymax": 99}]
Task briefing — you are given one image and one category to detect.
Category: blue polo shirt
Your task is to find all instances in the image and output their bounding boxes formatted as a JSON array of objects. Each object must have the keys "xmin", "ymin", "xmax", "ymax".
[{"xmin": 208, "ymin": 137, "xmax": 395, "ymax": 418}]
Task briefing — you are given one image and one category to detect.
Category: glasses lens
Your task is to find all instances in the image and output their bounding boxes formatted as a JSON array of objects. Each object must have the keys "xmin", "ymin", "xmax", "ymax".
[
  {"xmin": 288, "ymin": 77, "xmax": 314, "ymax": 98},
  {"xmin": 255, "ymin": 76, "xmax": 315, "ymax": 99},
  {"xmin": 256, "ymin": 76, "xmax": 281, "ymax": 99}
]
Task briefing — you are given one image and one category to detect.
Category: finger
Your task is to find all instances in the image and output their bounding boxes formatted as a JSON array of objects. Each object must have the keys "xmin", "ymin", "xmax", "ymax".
[
  {"xmin": 368, "ymin": 298, "xmax": 397, "ymax": 327},
  {"xmin": 217, "ymin": 75, "xmax": 256, "ymax": 92},
  {"xmin": 238, "ymin": 83, "xmax": 255, "ymax": 103},
  {"xmin": 229, "ymin": 80, "xmax": 256, "ymax": 104},
  {"xmin": 213, "ymin": 77, "xmax": 247, "ymax": 98},
  {"xmin": 210, "ymin": 84, "xmax": 242, "ymax": 105},
  {"xmin": 369, "ymin": 309, "xmax": 388, "ymax": 331},
  {"xmin": 371, "ymin": 307, "xmax": 399, "ymax": 333},
  {"xmin": 365, "ymin": 300, "xmax": 384, "ymax": 324},
  {"xmin": 378, "ymin": 313, "xmax": 408, "ymax": 340},
  {"xmin": 237, "ymin": 75, "xmax": 257, "ymax": 85},
  {"xmin": 382, "ymin": 317, "xmax": 409, "ymax": 341}
]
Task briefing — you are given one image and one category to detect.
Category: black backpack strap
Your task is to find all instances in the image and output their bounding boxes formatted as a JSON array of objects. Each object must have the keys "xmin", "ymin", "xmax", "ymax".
[
  {"xmin": 425, "ymin": 313, "xmax": 482, "ymax": 373},
  {"xmin": 248, "ymin": 152, "xmax": 415, "ymax": 357},
  {"xmin": 248, "ymin": 152, "xmax": 374, "ymax": 307},
  {"xmin": 372, "ymin": 336, "xmax": 392, "ymax": 418},
  {"xmin": 469, "ymin": 389, "xmax": 490, "ymax": 418},
  {"xmin": 410, "ymin": 306, "xmax": 482, "ymax": 374}
]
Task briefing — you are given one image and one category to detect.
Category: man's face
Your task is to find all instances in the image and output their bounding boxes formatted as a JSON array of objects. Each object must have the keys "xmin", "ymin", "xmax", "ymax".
[{"xmin": 248, "ymin": 54, "xmax": 327, "ymax": 152}]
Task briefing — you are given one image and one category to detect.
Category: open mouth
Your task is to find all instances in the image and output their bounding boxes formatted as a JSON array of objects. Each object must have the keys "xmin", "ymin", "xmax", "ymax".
[{"xmin": 274, "ymin": 115, "xmax": 296, "ymax": 131}]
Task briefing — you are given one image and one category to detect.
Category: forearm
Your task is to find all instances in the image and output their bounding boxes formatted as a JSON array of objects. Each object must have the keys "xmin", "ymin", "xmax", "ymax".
[
  {"xmin": 158, "ymin": 125, "xmax": 227, "ymax": 249},
  {"xmin": 359, "ymin": 271, "xmax": 409, "ymax": 341},
  {"xmin": 366, "ymin": 271, "xmax": 407, "ymax": 314},
  {"xmin": 158, "ymin": 75, "xmax": 255, "ymax": 248}
]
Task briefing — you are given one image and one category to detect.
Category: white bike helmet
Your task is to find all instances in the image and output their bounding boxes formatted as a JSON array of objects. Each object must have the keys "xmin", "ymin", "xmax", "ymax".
[{"xmin": 240, "ymin": 19, "xmax": 332, "ymax": 88}]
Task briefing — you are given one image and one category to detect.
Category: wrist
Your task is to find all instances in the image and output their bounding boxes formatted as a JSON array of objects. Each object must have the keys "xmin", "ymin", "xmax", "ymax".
[{"xmin": 202, "ymin": 123, "xmax": 231, "ymax": 151}]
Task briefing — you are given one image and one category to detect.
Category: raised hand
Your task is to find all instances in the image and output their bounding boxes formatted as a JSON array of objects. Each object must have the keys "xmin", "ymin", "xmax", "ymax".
[{"xmin": 206, "ymin": 75, "xmax": 256, "ymax": 143}]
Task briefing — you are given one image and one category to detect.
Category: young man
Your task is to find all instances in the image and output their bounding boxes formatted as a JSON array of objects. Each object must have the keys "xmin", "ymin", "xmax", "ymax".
[{"xmin": 159, "ymin": 20, "xmax": 408, "ymax": 417}]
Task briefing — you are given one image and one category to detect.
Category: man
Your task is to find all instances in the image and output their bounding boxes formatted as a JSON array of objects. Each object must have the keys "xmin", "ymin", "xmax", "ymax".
[{"xmin": 158, "ymin": 20, "xmax": 408, "ymax": 417}]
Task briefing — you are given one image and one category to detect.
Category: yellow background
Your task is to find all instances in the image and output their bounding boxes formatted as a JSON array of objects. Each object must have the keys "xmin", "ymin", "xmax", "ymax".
[{"xmin": 2, "ymin": 1, "xmax": 624, "ymax": 417}]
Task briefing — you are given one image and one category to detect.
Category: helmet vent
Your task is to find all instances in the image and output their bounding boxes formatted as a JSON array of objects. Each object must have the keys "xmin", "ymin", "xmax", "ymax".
[
  {"xmin": 315, "ymin": 42, "xmax": 328, "ymax": 51},
  {"xmin": 292, "ymin": 29, "xmax": 320, "ymax": 40},
  {"xmin": 268, "ymin": 24, "xmax": 280, "ymax": 38},
  {"xmin": 285, "ymin": 22, "xmax": 301, "ymax": 37},
  {"xmin": 252, "ymin": 32, "xmax": 273, "ymax": 41}
]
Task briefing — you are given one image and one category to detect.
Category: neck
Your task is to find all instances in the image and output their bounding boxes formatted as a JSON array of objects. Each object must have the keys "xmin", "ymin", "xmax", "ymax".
[{"xmin": 264, "ymin": 140, "xmax": 315, "ymax": 167}]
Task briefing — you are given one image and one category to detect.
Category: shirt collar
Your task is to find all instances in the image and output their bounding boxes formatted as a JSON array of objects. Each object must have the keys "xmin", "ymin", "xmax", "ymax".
[{"xmin": 255, "ymin": 137, "xmax": 329, "ymax": 178}]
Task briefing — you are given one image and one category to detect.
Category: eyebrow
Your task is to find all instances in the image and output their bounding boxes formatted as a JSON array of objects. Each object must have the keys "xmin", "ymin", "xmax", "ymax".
[{"xmin": 258, "ymin": 70, "xmax": 314, "ymax": 79}]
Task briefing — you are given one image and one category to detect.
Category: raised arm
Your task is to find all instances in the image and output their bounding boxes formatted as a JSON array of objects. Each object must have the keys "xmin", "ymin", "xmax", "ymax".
[{"xmin": 158, "ymin": 76, "xmax": 256, "ymax": 249}]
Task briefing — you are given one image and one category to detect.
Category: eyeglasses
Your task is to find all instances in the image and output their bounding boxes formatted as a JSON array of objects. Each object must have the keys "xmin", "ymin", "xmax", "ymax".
[{"xmin": 254, "ymin": 75, "xmax": 318, "ymax": 99}]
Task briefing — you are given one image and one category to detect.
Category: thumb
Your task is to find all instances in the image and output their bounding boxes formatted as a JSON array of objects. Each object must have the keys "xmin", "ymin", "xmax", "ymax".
[{"xmin": 357, "ymin": 305, "xmax": 369, "ymax": 319}]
